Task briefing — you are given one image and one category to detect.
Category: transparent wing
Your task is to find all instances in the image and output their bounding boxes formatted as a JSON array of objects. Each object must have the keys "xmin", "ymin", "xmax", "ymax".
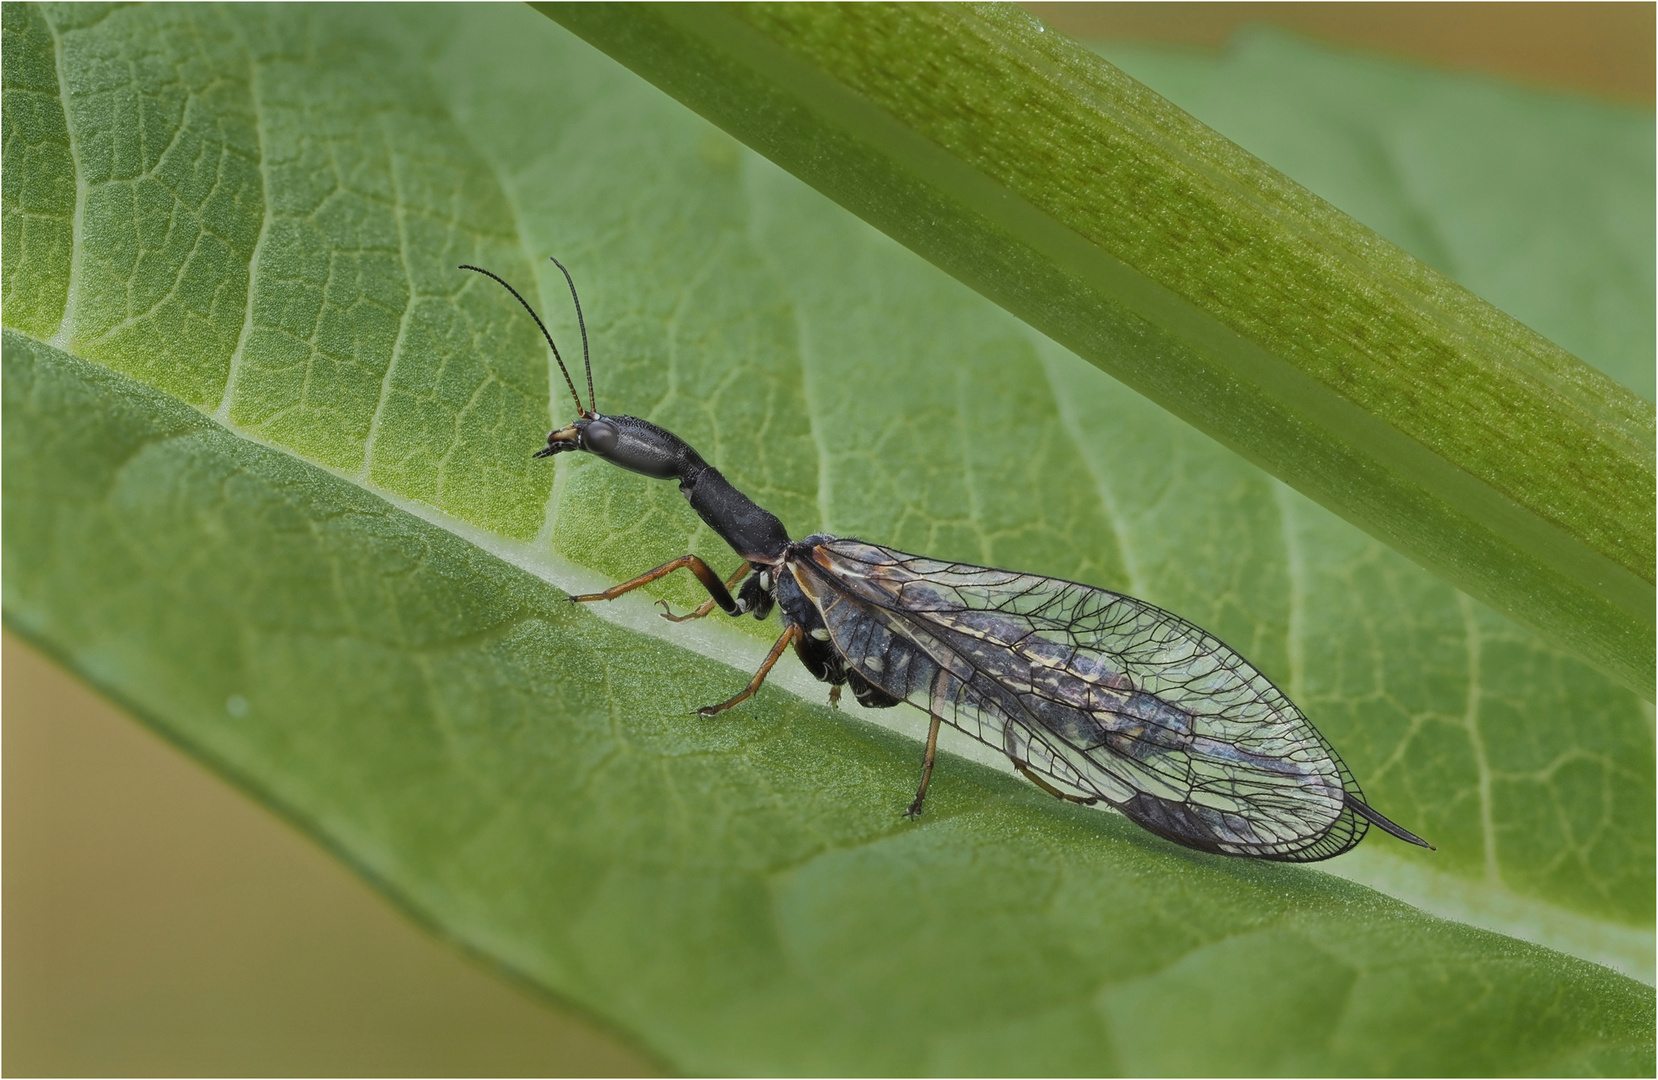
[{"xmin": 792, "ymin": 539, "xmax": 1366, "ymax": 861}]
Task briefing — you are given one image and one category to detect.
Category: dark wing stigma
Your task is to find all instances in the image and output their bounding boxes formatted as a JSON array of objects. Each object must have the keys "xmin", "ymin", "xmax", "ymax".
[{"xmin": 793, "ymin": 539, "xmax": 1373, "ymax": 861}]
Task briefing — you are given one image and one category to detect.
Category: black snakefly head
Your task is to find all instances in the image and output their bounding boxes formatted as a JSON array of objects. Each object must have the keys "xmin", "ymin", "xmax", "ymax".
[{"xmin": 472, "ymin": 260, "xmax": 1435, "ymax": 862}]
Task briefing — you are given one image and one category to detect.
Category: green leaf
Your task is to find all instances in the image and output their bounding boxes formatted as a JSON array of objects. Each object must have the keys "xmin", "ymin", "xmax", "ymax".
[
  {"xmin": 3, "ymin": 4, "xmax": 1652, "ymax": 1073},
  {"xmin": 1096, "ymin": 30, "xmax": 1656, "ymax": 406},
  {"xmin": 539, "ymin": 2, "xmax": 1656, "ymax": 697},
  {"xmin": 1, "ymin": 1, "xmax": 74, "ymax": 335}
]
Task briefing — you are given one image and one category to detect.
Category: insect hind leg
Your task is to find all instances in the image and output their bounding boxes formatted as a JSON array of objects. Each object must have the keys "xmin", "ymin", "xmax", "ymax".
[
  {"xmin": 1013, "ymin": 760, "xmax": 1100, "ymax": 806},
  {"xmin": 905, "ymin": 668, "xmax": 960, "ymax": 819},
  {"xmin": 905, "ymin": 715, "xmax": 943, "ymax": 818}
]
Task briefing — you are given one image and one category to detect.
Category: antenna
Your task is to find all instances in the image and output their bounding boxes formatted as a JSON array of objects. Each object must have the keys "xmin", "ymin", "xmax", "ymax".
[
  {"xmin": 547, "ymin": 256, "xmax": 595, "ymax": 415},
  {"xmin": 458, "ymin": 264, "xmax": 587, "ymax": 416}
]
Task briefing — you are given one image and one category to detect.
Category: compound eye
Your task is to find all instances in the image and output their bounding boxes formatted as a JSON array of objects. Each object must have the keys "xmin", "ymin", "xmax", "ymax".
[{"xmin": 583, "ymin": 419, "xmax": 618, "ymax": 454}]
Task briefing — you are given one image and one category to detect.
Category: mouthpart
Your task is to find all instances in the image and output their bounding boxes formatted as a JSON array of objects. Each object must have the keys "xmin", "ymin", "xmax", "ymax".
[{"xmin": 533, "ymin": 423, "xmax": 584, "ymax": 458}]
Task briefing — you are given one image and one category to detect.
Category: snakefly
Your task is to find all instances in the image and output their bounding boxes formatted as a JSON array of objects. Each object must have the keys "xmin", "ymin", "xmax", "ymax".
[{"xmin": 461, "ymin": 259, "xmax": 1435, "ymax": 862}]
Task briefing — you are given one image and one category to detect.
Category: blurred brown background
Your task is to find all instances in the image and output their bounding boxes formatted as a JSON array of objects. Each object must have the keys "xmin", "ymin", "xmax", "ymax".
[
  {"xmin": 1026, "ymin": 1, "xmax": 1655, "ymax": 104},
  {"xmin": 6, "ymin": 4, "xmax": 1652, "ymax": 1076}
]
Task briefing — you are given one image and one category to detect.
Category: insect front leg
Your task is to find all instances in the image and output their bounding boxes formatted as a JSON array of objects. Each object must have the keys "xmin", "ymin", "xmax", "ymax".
[
  {"xmin": 569, "ymin": 555, "xmax": 744, "ymax": 616},
  {"xmin": 696, "ymin": 624, "xmax": 802, "ymax": 717},
  {"xmin": 657, "ymin": 563, "xmax": 751, "ymax": 622}
]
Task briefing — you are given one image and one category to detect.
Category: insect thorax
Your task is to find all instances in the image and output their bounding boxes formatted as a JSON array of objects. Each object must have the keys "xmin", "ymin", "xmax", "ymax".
[
  {"xmin": 680, "ymin": 463, "xmax": 790, "ymax": 563},
  {"xmin": 777, "ymin": 541, "xmax": 902, "ymax": 709}
]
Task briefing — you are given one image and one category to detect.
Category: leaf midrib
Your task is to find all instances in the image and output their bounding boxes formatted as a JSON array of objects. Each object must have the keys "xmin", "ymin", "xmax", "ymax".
[{"xmin": 41, "ymin": 9, "xmax": 83, "ymax": 354}]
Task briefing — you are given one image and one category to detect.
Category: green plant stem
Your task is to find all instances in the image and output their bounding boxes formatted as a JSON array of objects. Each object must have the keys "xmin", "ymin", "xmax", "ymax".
[{"xmin": 535, "ymin": 2, "xmax": 1656, "ymax": 696}]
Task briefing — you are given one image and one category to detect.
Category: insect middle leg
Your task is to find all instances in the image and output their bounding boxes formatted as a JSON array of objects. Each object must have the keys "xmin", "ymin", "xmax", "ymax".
[
  {"xmin": 569, "ymin": 555, "xmax": 743, "ymax": 615},
  {"xmin": 696, "ymin": 624, "xmax": 802, "ymax": 717}
]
